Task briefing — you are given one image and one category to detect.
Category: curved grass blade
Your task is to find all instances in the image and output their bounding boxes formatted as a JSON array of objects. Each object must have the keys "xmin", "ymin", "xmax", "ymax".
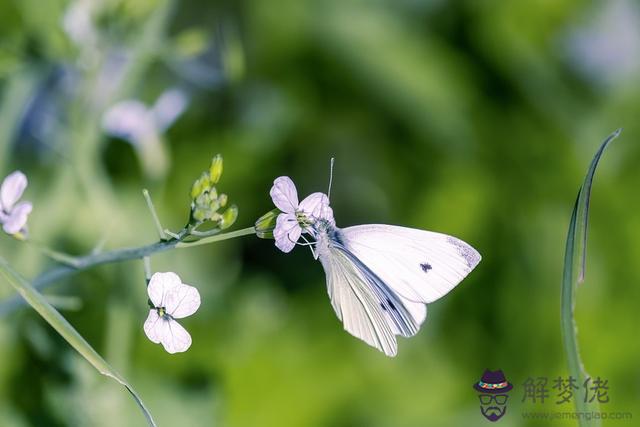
[
  {"xmin": 0, "ymin": 257, "xmax": 157, "ymax": 427},
  {"xmin": 561, "ymin": 128, "xmax": 621, "ymax": 426}
]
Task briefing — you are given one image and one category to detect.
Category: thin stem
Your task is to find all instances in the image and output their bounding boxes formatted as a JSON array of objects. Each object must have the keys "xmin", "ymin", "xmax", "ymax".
[
  {"xmin": 175, "ymin": 226, "xmax": 256, "ymax": 248},
  {"xmin": 163, "ymin": 229, "xmax": 183, "ymax": 240},
  {"xmin": 142, "ymin": 189, "xmax": 166, "ymax": 240},
  {"xmin": 0, "ymin": 226, "xmax": 257, "ymax": 316},
  {"xmin": 188, "ymin": 228, "xmax": 222, "ymax": 238},
  {"xmin": 27, "ymin": 240, "xmax": 82, "ymax": 268},
  {"xmin": 143, "ymin": 256, "xmax": 152, "ymax": 284}
]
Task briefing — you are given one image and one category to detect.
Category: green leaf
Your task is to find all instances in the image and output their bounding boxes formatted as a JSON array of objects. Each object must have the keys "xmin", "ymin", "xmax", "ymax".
[
  {"xmin": 0, "ymin": 257, "xmax": 157, "ymax": 427},
  {"xmin": 561, "ymin": 128, "xmax": 621, "ymax": 427}
]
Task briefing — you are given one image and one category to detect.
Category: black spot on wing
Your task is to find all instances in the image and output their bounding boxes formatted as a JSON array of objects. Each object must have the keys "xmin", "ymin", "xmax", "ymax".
[{"xmin": 420, "ymin": 262, "xmax": 432, "ymax": 273}]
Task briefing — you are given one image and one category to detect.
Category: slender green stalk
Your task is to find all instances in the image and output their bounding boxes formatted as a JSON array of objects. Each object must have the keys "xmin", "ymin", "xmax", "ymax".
[
  {"xmin": 27, "ymin": 240, "xmax": 82, "ymax": 268},
  {"xmin": 0, "ymin": 227, "xmax": 257, "ymax": 316},
  {"xmin": 175, "ymin": 226, "xmax": 256, "ymax": 248},
  {"xmin": 143, "ymin": 256, "xmax": 152, "ymax": 284},
  {"xmin": 0, "ymin": 257, "xmax": 157, "ymax": 427},
  {"xmin": 142, "ymin": 189, "xmax": 167, "ymax": 240},
  {"xmin": 561, "ymin": 129, "xmax": 621, "ymax": 427}
]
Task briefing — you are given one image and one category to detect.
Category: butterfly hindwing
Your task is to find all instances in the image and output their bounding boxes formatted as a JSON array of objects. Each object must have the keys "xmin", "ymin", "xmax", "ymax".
[
  {"xmin": 319, "ymin": 244, "xmax": 428, "ymax": 356},
  {"xmin": 320, "ymin": 246, "xmax": 397, "ymax": 356}
]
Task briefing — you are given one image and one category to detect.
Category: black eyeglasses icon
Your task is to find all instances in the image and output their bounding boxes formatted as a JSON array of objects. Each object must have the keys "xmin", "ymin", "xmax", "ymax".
[{"xmin": 479, "ymin": 394, "xmax": 509, "ymax": 405}]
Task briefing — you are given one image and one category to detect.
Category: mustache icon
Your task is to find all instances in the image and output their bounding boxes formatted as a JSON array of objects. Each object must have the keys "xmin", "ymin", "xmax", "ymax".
[{"xmin": 481, "ymin": 405, "xmax": 506, "ymax": 422}]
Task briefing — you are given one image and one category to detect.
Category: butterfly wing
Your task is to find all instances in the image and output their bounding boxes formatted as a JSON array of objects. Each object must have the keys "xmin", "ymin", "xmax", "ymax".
[
  {"xmin": 319, "ymin": 243, "xmax": 429, "ymax": 356},
  {"xmin": 341, "ymin": 224, "xmax": 481, "ymax": 305}
]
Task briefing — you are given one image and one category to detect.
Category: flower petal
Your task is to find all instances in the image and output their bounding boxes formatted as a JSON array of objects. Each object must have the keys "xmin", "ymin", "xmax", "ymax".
[
  {"xmin": 165, "ymin": 282, "xmax": 201, "ymax": 319},
  {"xmin": 274, "ymin": 212, "xmax": 301, "ymax": 253},
  {"xmin": 0, "ymin": 171, "xmax": 27, "ymax": 211},
  {"xmin": 270, "ymin": 176, "xmax": 299, "ymax": 213},
  {"xmin": 143, "ymin": 309, "xmax": 163, "ymax": 344},
  {"xmin": 147, "ymin": 272, "xmax": 182, "ymax": 308},
  {"xmin": 2, "ymin": 201, "xmax": 32, "ymax": 235},
  {"xmin": 102, "ymin": 100, "xmax": 155, "ymax": 144},
  {"xmin": 152, "ymin": 89, "xmax": 188, "ymax": 131},
  {"xmin": 299, "ymin": 192, "xmax": 334, "ymax": 223},
  {"xmin": 161, "ymin": 319, "xmax": 192, "ymax": 354}
]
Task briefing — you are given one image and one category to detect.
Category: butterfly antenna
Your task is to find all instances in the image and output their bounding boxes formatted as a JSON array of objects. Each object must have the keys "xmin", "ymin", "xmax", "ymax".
[{"xmin": 327, "ymin": 157, "xmax": 335, "ymax": 200}]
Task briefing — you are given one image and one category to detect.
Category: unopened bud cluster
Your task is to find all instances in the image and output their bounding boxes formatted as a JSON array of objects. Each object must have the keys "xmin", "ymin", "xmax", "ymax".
[{"xmin": 190, "ymin": 155, "xmax": 237, "ymax": 230}]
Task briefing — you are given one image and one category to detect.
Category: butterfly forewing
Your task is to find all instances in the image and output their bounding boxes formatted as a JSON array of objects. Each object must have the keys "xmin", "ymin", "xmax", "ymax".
[{"xmin": 341, "ymin": 225, "xmax": 481, "ymax": 304}]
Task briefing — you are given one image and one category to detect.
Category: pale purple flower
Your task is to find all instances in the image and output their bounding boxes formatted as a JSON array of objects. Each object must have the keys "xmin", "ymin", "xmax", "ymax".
[
  {"xmin": 143, "ymin": 272, "xmax": 201, "ymax": 354},
  {"xmin": 270, "ymin": 176, "xmax": 334, "ymax": 253},
  {"xmin": 564, "ymin": 0, "xmax": 640, "ymax": 87},
  {"xmin": 62, "ymin": 0, "xmax": 96, "ymax": 47},
  {"xmin": 102, "ymin": 89, "xmax": 188, "ymax": 145},
  {"xmin": 102, "ymin": 89, "xmax": 189, "ymax": 178},
  {"xmin": 0, "ymin": 171, "xmax": 32, "ymax": 236}
]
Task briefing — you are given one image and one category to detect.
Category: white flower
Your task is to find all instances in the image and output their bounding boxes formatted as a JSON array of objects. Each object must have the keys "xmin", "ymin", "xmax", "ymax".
[
  {"xmin": 102, "ymin": 89, "xmax": 189, "ymax": 179},
  {"xmin": 102, "ymin": 89, "xmax": 188, "ymax": 144},
  {"xmin": 565, "ymin": 0, "xmax": 640, "ymax": 86},
  {"xmin": 270, "ymin": 176, "xmax": 334, "ymax": 253},
  {"xmin": 62, "ymin": 0, "xmax": 96, "ymax": 47},
  {"xmin": 0, "ymin": 171, "xmax": 32, "ymax": 236},
  {"xmin": 143, "ymin": 272, "xmax": 201, "ymax": 354}
]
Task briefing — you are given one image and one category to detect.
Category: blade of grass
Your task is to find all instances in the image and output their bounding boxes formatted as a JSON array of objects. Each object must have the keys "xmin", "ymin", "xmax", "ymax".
[
  {"xmin": 0, "ymin": 257, "xmax": 156, "ymax": 427},
  {"xmin": 561, "ymin": 128, "xmax": 622, "ymax": 426}
]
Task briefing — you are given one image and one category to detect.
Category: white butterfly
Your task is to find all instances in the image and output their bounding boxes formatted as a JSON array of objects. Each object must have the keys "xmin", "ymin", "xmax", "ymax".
[
  {"xmin": 270, "ymin": 175, "xmax": 481, "ymax": 357},
  {"xmin": 143, "ymin": 272, "xmax": 201, "ymax": 354}
]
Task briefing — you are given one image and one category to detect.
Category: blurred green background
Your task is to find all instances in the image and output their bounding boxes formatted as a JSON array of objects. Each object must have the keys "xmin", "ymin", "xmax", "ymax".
[{"xmin": 0, "ymin": 0, "xmax": 639, "ymax": 426}]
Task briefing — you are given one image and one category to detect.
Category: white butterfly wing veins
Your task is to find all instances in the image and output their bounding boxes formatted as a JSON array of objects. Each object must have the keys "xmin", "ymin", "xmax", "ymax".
[
  {"xmin": 317, "ymin": 224, "xmax": 480, "ymax": 357},
  {"xmin": 342, "ymin": 225, "xmax": 481, "ymax": 304},
  {"xmin": 267, "ymin": 175, "xmax": 481, "ymax": 357},
  {"xmin": 318, "ymin": 246, "xmax": 399, "ymax": 356}
]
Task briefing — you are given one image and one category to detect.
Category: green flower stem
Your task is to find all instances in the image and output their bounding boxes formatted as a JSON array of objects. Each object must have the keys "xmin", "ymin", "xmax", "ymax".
[
  {"xmin": 142, "ymin": 189, "xmax": 167, "ymax": 240},
  {"xmin": 175, "ymin": 226, "xmax": 256, "ymax": 248},
  {"xmin": 0, "ymin": 226, "xmax": 257, "ymax": 316},
  {"xmin": 27, "ymin": 240, "xmax": 82, "ymax": 268},
  {"xmin": 143, "ymin": 256, "xmax": 152, "ymax": 284}
]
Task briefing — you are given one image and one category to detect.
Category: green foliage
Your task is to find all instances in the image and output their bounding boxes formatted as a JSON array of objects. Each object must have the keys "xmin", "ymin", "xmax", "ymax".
[
  {"xmin": 0, "ymin": 1, "xmax": 639, "ymax": 426},
  {"xmin": 561, "ymin": 129, "xmax": 621, "ymax": 427},
  {"xmin": 0, "ymin": 257, "xmax": 156, "ymax": 426}
]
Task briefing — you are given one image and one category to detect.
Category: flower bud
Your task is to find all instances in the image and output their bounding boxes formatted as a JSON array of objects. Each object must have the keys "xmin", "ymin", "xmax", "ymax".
[
  {"xmin": 192, "ymin": 207, "xmax": 208, "ymax": 222},
  {"xmin": 209, "ymin": 154, "xmax": 223, "ymax": 184},
  {"xmin": 254, "ymin": 208, "xmax": 279, "ymax": 239},
  {"xmin": 220, "ymin": 205, "xmax": 238, "ymax": 230},
  {"xmin": 191, "ymin": 172, "xmax": 211, "ymax": 200},
  {"xmin": 218, "ymin": 193, "xmax": 228, "ymax": 208}
]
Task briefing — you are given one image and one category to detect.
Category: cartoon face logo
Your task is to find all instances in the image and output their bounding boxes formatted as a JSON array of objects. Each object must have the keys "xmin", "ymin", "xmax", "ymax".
[{"xmin": 473, "ymin": 369, "xmax": 513, "ymax": 422}]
